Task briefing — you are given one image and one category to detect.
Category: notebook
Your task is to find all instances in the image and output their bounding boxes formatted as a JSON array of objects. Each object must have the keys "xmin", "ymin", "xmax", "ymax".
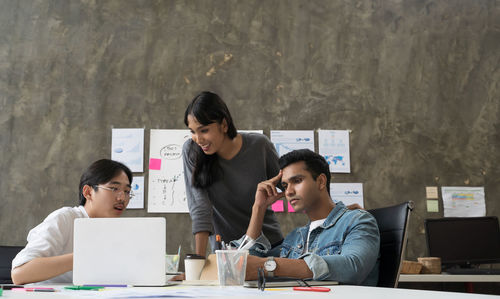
[{"xmin": 73, "ymin": 217, "xmax": 166, "ymax": 286}]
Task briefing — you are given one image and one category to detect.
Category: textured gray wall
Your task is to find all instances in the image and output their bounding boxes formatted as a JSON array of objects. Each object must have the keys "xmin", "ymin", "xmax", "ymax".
[{"xmin": 1, "ymin": 0, "xmax": 500, "ymax": 266}]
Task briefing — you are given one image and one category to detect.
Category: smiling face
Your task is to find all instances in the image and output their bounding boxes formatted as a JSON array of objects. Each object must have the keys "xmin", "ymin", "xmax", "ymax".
[
  {"xmin": 187, "ymin": 114, "xmax": 228, "ymax": 155},
  {"xmin": 280, "ymin": 161, "xmax": 324, "ymax": 213},
  {"xmin": 83, "ymin": 170, "xmax": 131, "ymax": 218}
]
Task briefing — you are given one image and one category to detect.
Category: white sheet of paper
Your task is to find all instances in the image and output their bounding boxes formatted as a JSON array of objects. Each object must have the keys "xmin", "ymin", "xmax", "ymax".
[
  {"xmin": 127, "ymin": 176, "xmax": 144, "ymax": 209},
  {"xmin": 441, "ymin": 186, "xmax": 486, "ymax": 217},
  {"xmin": 270, "ymin": 130, "xmax": 314, "ymax": 157},
  {"xmin": 318, "ymin": 130, "xmax": 350, "ymax": 173},
  {"xmin": 148, "ymin": 129, "xmax": 191, "ymax": 213},
  {"xmin": 111, "ymin": 128, "xmax": 144, "ymax": 172},
  {"xmin": 59, "ymin": 286, "xmax": 293, "ymax": 298},
  {"xmin": 239, "ymin": 130, "xmax": 263, "ymax": 134},
  {"xmin": 330, "ymin": 183, "xmax": 364, "ymax": 208}
]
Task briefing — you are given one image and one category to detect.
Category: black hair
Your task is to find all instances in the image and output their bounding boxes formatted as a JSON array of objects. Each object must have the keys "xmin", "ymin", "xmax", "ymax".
[
  {"xmin": 78, "ymin": 159, "xmax": 133, "ymax": 205},
  {"xmin": 278, "ymin": 149, "xmax": 331, "ymax": 194},
  {"xmin": 183, "ymin": 91, "xmax": 237, "ymax": 188}
]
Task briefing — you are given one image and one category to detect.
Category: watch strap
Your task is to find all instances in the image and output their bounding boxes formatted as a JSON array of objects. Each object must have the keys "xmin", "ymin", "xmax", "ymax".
[{"xmin": 266, "ymin": 256, "xmax": 276, "ymax": 277}]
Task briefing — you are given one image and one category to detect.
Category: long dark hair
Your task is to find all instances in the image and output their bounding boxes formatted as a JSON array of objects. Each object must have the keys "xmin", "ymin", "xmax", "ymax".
[
  {"xmin": 78, "ymin": 159, "xmax": 133, "ymax": 205},
  {"xmin": 184, "ymin": 91, "xmax": 237, "ymax": 188}
]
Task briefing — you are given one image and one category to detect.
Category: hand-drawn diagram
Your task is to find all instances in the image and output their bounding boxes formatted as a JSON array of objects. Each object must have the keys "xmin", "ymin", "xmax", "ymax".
[
  {"xmin": 318, "ymin": 130, "xmax": 351, "ymax": 173},
  {"xmin": 270, "ymin": 130, "xmax": 315, "ymax": 157},
  {"xmin": 148, "ymin": 130, "xmax": 191, "ymax": 213}
]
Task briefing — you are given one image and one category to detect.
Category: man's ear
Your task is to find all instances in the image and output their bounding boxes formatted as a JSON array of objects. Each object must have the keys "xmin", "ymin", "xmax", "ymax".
[
  {"xmin": 82, "ymin": 185, "xmax": 93, "ymax": 204},
  {"xmin": 317, "ymin": 173, "xmax": 327, "ymax": 191}
]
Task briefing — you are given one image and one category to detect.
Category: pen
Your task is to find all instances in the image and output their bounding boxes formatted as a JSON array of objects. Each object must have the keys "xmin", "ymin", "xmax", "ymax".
[
  {"xmin": 293, "ymin": 286, "xmax": 331, "ymax": 292},
  {"xmin": 12, "ymin": 287, "xmax": 56, "ymax": 292},
  {"xmin": 216, "ymin": 234, "xmax": 223, "ymax": 250},
  {"xmin": 84, "ymin": 284, "xmax": 128, "ymax": 287},
  {"xmin": 0, "ymin": 284, "xmax": 24, "ymax": 290},
  {"xmin": 65, "ymin": 286, "xmax": 104, "ymax": 290}
]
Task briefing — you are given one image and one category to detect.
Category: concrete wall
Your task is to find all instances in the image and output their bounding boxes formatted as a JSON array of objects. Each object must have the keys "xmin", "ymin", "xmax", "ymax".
[{"xmin": 1, "ymin": 0, "xmax": 500, "ymax": 267}]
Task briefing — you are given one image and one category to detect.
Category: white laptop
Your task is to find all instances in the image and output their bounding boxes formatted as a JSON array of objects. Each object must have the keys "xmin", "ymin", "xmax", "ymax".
[{"xmin": 73, "ymin": 217, "xmax": 166, "ymax": 286}]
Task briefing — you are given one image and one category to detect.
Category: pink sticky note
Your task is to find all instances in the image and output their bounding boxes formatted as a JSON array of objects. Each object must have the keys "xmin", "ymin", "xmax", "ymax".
[
  {"xmin": 271, "ymin": 200, "xmax": 284, "ymax": 212},
  {"xmin": 149, "ymin": 158, "xmax": 162, "ymax": 170},
  {"xmin": 287, "ymin": 201, "xmax": 295, "ymax": 213},
  {"xmin": 271, "ymin": 200, "xmax": 285, "ymax": 212}
]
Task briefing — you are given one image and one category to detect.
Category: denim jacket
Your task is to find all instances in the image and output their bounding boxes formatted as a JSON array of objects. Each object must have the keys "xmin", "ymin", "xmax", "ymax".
[{"xmin": 233, "ymin": 202, "xmax": 380, "ymax": 285}]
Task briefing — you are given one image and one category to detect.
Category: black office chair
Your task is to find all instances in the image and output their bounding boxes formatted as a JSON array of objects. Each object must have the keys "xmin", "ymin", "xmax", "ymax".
[
  {"xmin": 0, "ymin": 245, "xmax": 24, "ymax": 284},
  {"xmin": 368, "ymin": 201, "xmax": 414, "ymax": 288}
]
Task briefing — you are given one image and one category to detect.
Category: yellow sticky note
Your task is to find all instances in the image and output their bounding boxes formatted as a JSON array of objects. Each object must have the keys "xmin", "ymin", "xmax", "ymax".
[
  {"xmin": 427, "ymin": 200, "xmax": 439, "ymax": 212},
  {"xmin": 426, "ymin": 186, "xmax": 439, "ymax": 199}
]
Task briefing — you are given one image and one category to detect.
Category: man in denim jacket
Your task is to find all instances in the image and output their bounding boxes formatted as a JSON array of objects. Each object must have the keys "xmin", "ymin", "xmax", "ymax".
[{"xmin": 237, "ymin": 149, "xmax": 380, "ymax": 285}]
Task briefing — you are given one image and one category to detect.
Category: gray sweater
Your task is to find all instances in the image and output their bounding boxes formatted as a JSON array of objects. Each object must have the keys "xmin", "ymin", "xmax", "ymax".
[{"xmin": 182, "ymin": 133, "xmax": 283, "ymax": 251}]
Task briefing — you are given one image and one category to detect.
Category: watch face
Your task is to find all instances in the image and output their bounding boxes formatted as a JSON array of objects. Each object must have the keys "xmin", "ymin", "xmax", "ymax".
[{"xmin": 264, "ymin": 260, "xmax": 277, "ymax": 271}]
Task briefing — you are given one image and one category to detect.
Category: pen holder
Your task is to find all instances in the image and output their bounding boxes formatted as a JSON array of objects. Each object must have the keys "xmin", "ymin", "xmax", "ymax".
[
  {"xmin": 165, "ymin": 254, "xmax": 180, "ymax": 274},
  {"xmin": 215, "ymin": 250, "xmax": 248, "ymax": 286}
]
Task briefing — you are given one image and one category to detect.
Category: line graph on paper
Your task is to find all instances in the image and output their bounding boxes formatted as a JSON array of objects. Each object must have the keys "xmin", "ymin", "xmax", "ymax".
[{"xmin": 270, "ymin": 130, "xmax": 315, "ymax": 157}]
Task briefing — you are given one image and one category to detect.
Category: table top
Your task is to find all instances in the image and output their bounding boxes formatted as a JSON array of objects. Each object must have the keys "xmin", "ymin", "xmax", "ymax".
[
  {"xmin": 399, "ymin": 274, "xmax": 500, "ymax": 282},
  {"xmin": 2, "ymin": 284, "xmax": 499, "ymax": 299}
]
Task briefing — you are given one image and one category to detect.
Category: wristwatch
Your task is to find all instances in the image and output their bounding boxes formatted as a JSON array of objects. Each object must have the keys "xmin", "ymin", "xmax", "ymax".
[{"xmin": 264, "ymin": 256, "xmax": 277, "ymax": 277}]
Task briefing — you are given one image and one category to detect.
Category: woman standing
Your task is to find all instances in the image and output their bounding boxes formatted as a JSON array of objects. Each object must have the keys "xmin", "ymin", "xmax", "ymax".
[{"xmin": 182, "ymin": 91, "xmax": 283, "ymax": 256}]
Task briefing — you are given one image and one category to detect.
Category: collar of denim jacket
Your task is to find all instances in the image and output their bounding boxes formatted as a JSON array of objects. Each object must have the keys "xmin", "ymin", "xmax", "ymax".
[{"xmin": 319, "ymin": 201, "xmax": 348, "ymax": 229}]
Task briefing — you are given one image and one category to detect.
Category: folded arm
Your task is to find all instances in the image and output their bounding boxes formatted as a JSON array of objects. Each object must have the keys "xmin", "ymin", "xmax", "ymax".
[
  {"xmin": 11, "ymin": 253, "xmax": 73, "ymax": 285},
  {"xmin": 245, "ymin": 255, "xmax": 313, "ymax": 281}
]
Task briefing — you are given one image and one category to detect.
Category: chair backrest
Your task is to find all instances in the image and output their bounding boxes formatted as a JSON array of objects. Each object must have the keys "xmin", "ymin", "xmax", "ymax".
[
  {"xmin": 368, "ymin": 201, "xmax": 413, "ymax": 288},
  {"xmin": 0, "ymin": 245, "xmax": 24, "ymax": 284}
]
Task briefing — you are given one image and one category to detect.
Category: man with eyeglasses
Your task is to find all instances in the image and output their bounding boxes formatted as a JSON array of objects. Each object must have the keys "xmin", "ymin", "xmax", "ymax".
[
  {"xmin": 233, "ymin": 149, "xmax": 380, "ymax": 286},
  {"xmin": 11, "ymin": 159, "xmax": 134, "ymax": 285}
]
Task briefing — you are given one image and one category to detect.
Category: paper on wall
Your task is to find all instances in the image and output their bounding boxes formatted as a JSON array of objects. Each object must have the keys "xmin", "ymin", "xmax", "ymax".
[
  {"xmin": 270, "ymin": 130, "xmax": 314, "ymax": 157},
  {"xmin": 426, "ymin": 200, "xmax": 439, "ymax": 212},
  {"xmin": 330, "ymin": 183, "xmax": 363, "ymax": 208},
  {"xmin": 148, "ymin": 129, "xmax": 191, "ymax": 213},
  {"xmin": 318, "ymin": 130, "xmax": 350, "ymax": 173},
  {"xmin": 441, "ymin": 186, "xmax": 486, "ymax": 217},
  {"xmin": 111, "ymin": 128, "xmax": 144, "ymax": 172},
  {"xmin": 239, "ymin": 130, "xmax": 264, "ymax": 134},
  {"xmin": 127, "ymin": 176, "xmax": 144, "ymax": 209}
]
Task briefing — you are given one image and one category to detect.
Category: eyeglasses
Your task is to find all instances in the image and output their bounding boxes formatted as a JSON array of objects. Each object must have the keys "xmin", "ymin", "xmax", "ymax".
[
  {"xmin": 95, "ymin": 185, "xmax": 134, "ymax": 199},
  {"xmin": 257, "ymin": 267, "xmax": 312, "ymax": 292}
]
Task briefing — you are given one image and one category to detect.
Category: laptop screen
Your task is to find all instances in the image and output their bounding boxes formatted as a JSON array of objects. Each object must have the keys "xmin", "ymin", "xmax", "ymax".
[{"xmin": 73, "ymin": 217, "xmax": 166, "ymax": 286}]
